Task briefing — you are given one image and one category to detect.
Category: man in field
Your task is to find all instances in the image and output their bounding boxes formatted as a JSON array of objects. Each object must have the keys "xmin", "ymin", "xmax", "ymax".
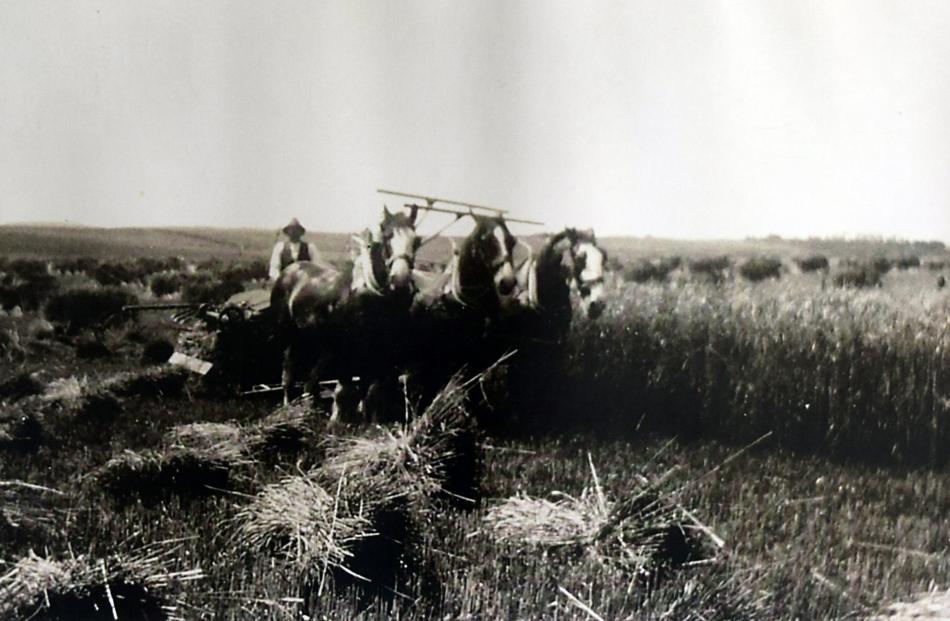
[{"xmin": 268, "ymin": 218, "xmax": 324, "ymax": 280}]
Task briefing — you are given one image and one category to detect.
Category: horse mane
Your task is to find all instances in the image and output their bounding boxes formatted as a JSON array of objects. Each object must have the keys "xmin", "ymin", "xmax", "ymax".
[
  {"xmin": 536, "ymin": 229, "xmax": 574, "ymax": 266},
  {"xmin": 349, "ymin": 231, "xmax": 389, "ymax": 291},
  {"xmin": 570, "ymin": 228, "xmax": 605, "ymax": 258},
  {"xmin": 444, "ymin": 215, "xmax": 515, "ymax": 310},
  {"xmin": 461, "ymin": 216, "xmax": 513, "ymax": 264},
  {"xmin": 384, "ymin": 211, "xmax": 415, "ymax": 230}
]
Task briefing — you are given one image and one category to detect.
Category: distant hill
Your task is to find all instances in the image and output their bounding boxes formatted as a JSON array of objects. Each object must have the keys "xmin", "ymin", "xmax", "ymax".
[
  {"xmin": 0, "ymin": 226, "xmax": 343, "ymax": 262},
  {"xmin": 0, "ymin": 225, "xmax": 944, "ymax": 264},
  {"xmin": 0, "ymin": 225, "xmax": 461, "ymax": 267},
  {"xmin": 600, "ymin": 236, "xmax": 947, "ymax": 262}
]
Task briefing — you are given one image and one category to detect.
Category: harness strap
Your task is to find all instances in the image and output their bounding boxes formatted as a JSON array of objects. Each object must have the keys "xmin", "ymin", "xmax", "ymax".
[
  {"xmin": 388, "ymin": 251, "xmax": 415, "ymax": 269},
  {"xmin": 419, "ymin": 213, "xmax": 465, "ymax": 248}
]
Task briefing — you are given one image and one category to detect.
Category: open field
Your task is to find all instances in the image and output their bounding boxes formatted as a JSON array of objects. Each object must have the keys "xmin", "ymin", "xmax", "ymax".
[
  {"xmin": 2, "ymin": 227, "xmax": 950, "ymax": 619},
  {"xmin": 4, "ymin": 223, "xmax": 946, "ymax": 264}
]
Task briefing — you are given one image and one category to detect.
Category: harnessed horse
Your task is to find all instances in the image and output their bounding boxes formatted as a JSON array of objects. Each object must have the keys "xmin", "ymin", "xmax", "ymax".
[
  {"xmin": 408, "ymin": 215, "xmax": 518, "ymax": 407},
  {"xmin": 514, "ymin": 228, "xmax": 608, "ymax": 332},
  {"xmin": 491, "ymin": 228, "xmax": 609, "ymax": 433},
  {"xmin": 270, "ymin": 207, "xmax": 419, "ymax": 420}
]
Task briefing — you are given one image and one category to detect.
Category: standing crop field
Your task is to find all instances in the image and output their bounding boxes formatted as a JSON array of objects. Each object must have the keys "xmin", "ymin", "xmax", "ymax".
[{"xmin": 561, "ymin": 271, "xmax": 950, "ymax": 468}]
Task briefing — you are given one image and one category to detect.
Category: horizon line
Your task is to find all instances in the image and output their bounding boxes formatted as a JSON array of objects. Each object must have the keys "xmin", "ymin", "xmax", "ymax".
[{"xmin": 0, "ymin": 221, "xmax": 947, "ymax": 247}]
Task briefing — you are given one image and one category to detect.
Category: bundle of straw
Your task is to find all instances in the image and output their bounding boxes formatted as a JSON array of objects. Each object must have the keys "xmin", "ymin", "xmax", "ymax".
[
  {"xmin": 485, "ymin": 488, "xmax": 608, "ymax": 548},
  {"xmin": 0, "ymin": 371, "xmax": 45, "ymax": 405},
  {"xmin": 100, "ymin": 366, "xmax": 188, "ymax": 399},
  {"xmin": 319, "ymin": 373, "xmax": 479, "ymax": 512},
  {"xmin": 484, "ymin": 458, "xmax": 715, "ymax": 579},
  {"xmin": 30, "ymin": 377, "xmax": 123, "ymax": 444},
  {"xmin": 0, "ymin": 480, "xmax": 62, "ymax": 542},
  {"xmin": 89, "ymin": 446, "xmax": 241, "ymax": 502},
  {"xmin": 40, "ymin": 376, "xmax": 86, "ymax": 404},
  {"xmin": 245, "ymin": 398, "xmax": 315, "ymax": 456},
  {"xmin": 0, "ymin": 405, "xmax": 43, "ymax": 450},
  {"xmin": 165, "ymin": 422, "xmax": 248, "ymax": 463},
  {"xmin": 0, "ymin": 548, "xmax": 203, "ymax": 621},
  {"xmin": 232, "ymin": 471, "xmax": 373, "ymax": 573},
  {"xmin": 164, "ymin": 405, "xmax": 314, "ymax": 466}
]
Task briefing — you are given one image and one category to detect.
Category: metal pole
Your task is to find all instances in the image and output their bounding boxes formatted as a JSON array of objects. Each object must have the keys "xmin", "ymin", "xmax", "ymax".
[
  {"xmin": 403, "ymin": 202, "xmax": 544, "ymax": 226},
  {"xmin": 377, "ymin": 188, "xmax": 509, "ymax": 214}
]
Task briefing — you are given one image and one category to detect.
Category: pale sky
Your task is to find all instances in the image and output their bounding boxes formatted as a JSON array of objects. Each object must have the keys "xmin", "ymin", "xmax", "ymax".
[{"xmin": 2, "ymin": 1, "xmax": 949, "ymax": 241}]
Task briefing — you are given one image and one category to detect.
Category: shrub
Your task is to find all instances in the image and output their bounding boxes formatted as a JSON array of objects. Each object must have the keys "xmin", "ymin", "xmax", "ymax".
[
  {"xmin": 181, "ymin": 276, "xmax": 244, "ymax": 305},
  {"xmin": 738, "ymin": 257, "xmax": 782, "ymax": 282},
  {"xmin": 93, "ymin": 262, "xmax": 136, "ymax": 286},
  {"xmin": 149, "ymin": 273, "xmax": 185, "ymax": 297},
  {"xmin": 0, "ymin": 285, "xmax": 20, "ymax": 310},
  {"xmin": 196, "ymin": 258, "xmax": 224, "ymax": 273},
  {"xmin": 222, "ymin": 258, "xmax": 269, "ymax": 283},
  {"xmin": 833, "ymin": 265, "xmax": 883, "ymax": 288},
  {"xmin": 45, "ymin": 287, "xmax": 138, "ymax": 333},
  {"xmin": 133, "ymin": 257, "xmax": 169, "ymax": 277},
  {"xmin": 895, "ymin": 256, "xmax": 921, "ymax": 270},
  {"xmin": 0, "ymin": 372, "xmax": 45, "ymax": 404},
  {"xmin": 795, "ymin": 255, "xmax": 829, "ymax": 272},
  {"xmin": 623, "ymin": 257, "xmax": 680, "ymax": 284},
  {"xmin": 606, "ymin": 256, "xmax": 625, "ymax": 273},
  {"xmin": 689, "ymin": 256, "xmax": 731, "ymax": 284},
  {"xmin": 53, "ymin": 257, "xmax": 99, "ymax": 274},
  {"xmin": 0, "ymin": 406, "xmax": 43, "ymax": 451},
  {"xmin": 624, "ymin": 261, "xmax": 662, "ymax": 284},
  {"xmin": 689, "ymin": 256, "xmax": 730, "ymax": 274},
  {"xmin": 75, "ymin": 337, "xmax": 113, "ymax": 360},
  {"xmin": 870, "ymin": 256, "xmax": 893, "ymax": 274},
  {"xmin": 15, "ymin": 275, "xmax": 60, "ymax": 311},
  {"xmin": 142, "ymin": 338, "xmax": 175, "ymax": 364},
  {"xmin": 9, "ymin": 260, "xmax": 48, "ymax": 281}
]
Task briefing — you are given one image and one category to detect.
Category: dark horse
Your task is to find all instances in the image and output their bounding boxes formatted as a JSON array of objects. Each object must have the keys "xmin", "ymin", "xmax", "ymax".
[
  {"xmin": 408, "ymin": 215, "xmax": 518, "ymax": 410},
  {"xmin": 500, "ymin": 228, "xmax": 609, "ymax": 432},
  {"xmin": 270, "ymin": 207, "xmax": 419, "ymax": 421}
]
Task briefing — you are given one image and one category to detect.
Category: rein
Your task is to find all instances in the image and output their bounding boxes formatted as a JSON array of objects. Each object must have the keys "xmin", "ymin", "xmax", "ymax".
[{"xmin": 418, "ymin": 213, "xmax": 465, "ymax": 249}]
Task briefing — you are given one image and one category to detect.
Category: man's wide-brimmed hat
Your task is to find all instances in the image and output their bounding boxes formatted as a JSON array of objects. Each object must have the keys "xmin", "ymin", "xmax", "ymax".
[{"xmin": 282, "ymin": 218, "xmax": 306, "ymax": 237}]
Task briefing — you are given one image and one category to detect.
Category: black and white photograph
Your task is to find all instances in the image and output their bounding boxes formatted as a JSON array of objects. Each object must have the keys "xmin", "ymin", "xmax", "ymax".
[{"xmin": 2, "ymin": 2, "xmax": 950, "ymax": 619}]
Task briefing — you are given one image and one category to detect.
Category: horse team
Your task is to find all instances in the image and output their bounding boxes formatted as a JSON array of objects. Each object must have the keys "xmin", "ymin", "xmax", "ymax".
[{"xmin": 270, "ymin": 207, "xmax": 608, "ymax": 422}]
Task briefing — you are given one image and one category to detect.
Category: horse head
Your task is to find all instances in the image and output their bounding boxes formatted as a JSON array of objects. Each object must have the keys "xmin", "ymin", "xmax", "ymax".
[
  {"xmin": 567, "ymin": 228, "xmax": 608, "ymax": 319},
  {"xmin": 378, "ymin": 206, "xmax": 420, "ymax": 293},
  {"xmin": 461, "ymin": 215, "xmax": 517, "ymax": 301}
]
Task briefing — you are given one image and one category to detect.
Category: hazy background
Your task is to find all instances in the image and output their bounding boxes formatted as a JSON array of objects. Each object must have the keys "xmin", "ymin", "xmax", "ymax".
[{"xmin": 2, "ymin": 1, "xmax": 949, "ymax": 241}]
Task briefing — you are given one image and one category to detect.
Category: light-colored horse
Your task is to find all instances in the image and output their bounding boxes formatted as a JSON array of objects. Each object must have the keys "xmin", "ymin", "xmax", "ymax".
[
  {"xmin": 516, "ymin": 228, "xmax": 607, "ymax": 323},
  {"xmin": 270, "ymin": 207, "xmax": 419, "ymax": 419}
]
